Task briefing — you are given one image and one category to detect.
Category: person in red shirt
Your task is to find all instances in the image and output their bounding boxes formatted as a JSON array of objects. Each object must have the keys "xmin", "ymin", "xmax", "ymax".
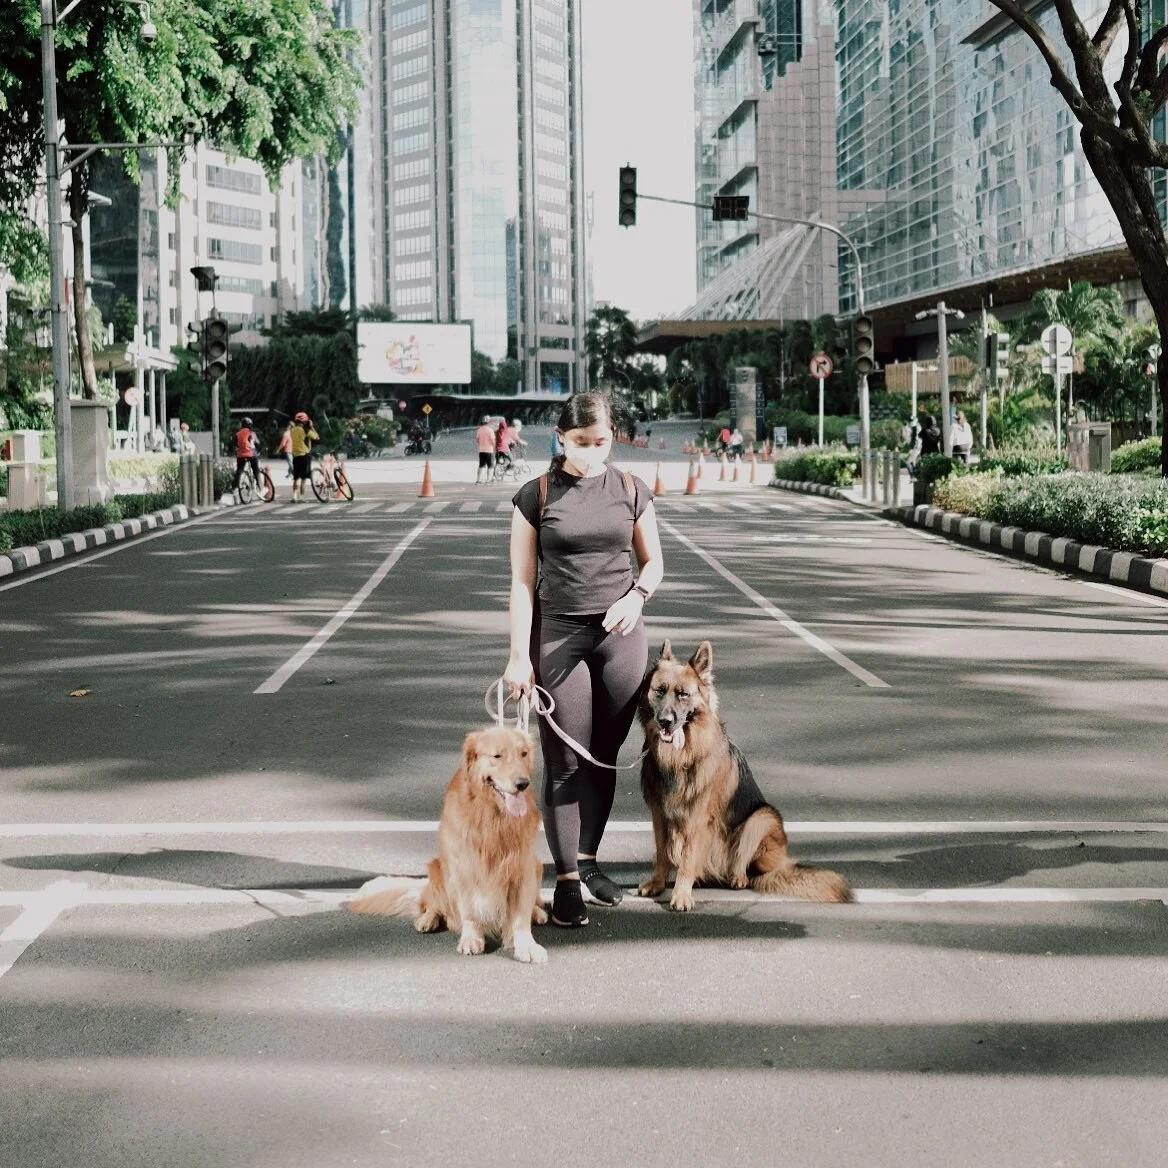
[
  {"xmin": 233, "ymin": 417, "xmax": 261, "ymax": 494},
  {"xmin": 474, "ymin": 415, "xmax": 497, "ymax": 484}
]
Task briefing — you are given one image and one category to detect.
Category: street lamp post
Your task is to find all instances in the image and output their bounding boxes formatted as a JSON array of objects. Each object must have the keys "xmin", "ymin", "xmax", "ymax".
[
  {"xmin": 915, "ymin": 302, "xmax": 964, "ymax": 456},
  {"xmin": 41, "ymin": 0, "xmax": 74, "ymax": 510}
]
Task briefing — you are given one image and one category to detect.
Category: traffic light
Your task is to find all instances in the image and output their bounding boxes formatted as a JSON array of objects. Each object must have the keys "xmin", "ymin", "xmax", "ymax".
[
  {"xmin": 853, "ymin": 314, "xmax": 875, "ymax": 376},
  {"xmin": 712, "ymin": 194, "xmax": 750, "ymax": 221},
  {"xmin": 202, "ymin": 316, "xmax": 229, "ymax": 382},
  {"xmin": 986, "ymin": 331, "xmax": 1010, "ymax": 381},
  {"xmin": 618, "ymin": 166, "xmax": 637, "ymax": 227}
]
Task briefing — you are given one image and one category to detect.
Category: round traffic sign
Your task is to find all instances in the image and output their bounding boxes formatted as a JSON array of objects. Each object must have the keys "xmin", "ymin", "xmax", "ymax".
[
  {"xmin": 1040, "ymin": 324, "xmax": 1072, "ymax": 357},
  {"xmin": 398, "ymin": 400, "xmax": 407, "ymax": 411},
  {"xmin": 809, "ymin": 352, "xmax": 833, "ymax": 379},
  {"xmin": 124, "ymin": 387, "xmax": 141, "ymax": 407}
]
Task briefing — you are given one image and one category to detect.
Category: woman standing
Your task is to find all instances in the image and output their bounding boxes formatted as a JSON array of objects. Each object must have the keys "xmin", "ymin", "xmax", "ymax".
[{"xmin": 504, "ymin": 392, "xmax": 664, "ymax": 928}]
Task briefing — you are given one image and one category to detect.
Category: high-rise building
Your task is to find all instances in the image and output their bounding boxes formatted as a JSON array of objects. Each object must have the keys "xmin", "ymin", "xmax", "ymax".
[{"xmin": 352, "ymin": 0, "xmax": 588, "ymax": 395}]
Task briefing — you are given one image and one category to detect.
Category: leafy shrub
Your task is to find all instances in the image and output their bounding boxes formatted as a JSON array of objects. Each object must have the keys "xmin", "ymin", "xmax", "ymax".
[
  {"xmin": 932, "ymin": 471, "xmax": 1002, "ymax": 516},
  {"xmin": 978, "ymin": 450, "xmax": 1067, "ymax": 476},
  {"xmin": 0, "ymin": 528, "xmax": 11, "ymax": 553},
  {"xmin": 0, "ymin": 491, "xmax": 180, "ymax": 551},
  {"xmin": 115, "ymin": 491, "xmax": 180, "ymax": 518},
  {"xmin": 1110, "ymin": 437, "xmax": 1161, "ymax": 474},
  {"xmin": 773, "ymin": 449, "xmax": 859, "ymax": 486},
  {"xmin": 108, "ymin": 454, "xmax": 179, "ymax": 481},
  {"xmin": 983, "ymin": 474, "xmax": 1168, "ymax": 552},
  {"xmin": 915, "ymin": 453, "xmax": 966, "ymax": 486},
  {"xmin": 1134, "ymin": 508, "xmax": 1168, "ymax": 554}
]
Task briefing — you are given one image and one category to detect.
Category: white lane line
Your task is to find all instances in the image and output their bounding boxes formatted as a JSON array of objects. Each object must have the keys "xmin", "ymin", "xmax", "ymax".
[
  {"xmin": 459, "ymin": 501, "xmax": 482, "ymax": 513},
  {"xmin": 1081, "ymin": 580, "xmax": 1168, "ymax": 608},
  {"xmin": 254, "ymin": 519, "xmax": 431, "ymax": 694},
  {"xmin": 384, "ymin": 502, "xmax": 413, "ymax": 513},
  {"xmin": 0, "ymin": 884, "xmax": 1165, "ymax": 910},
  {"xmin": 348, "ymin": 502, "xmax": 381, "ymax": 514},
  {"xmin": 0, "ymin": 509, "xmax": 224, "ymax": 593},
  {"xmin": 661, "ymin": 519, "xmax": 890, "ymax": 689},
  {"xmin": 0, "ymin": 880, "xmax": 87, "ymax": 981},
  {"xmin": 3, "ymin": 818, "xmax": 1166, "ymax": 838}
]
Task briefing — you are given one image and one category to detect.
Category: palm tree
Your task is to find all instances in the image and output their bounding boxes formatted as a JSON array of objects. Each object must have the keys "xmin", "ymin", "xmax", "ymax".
[
  {"xmin": 1021, "ymin": 281, "xmax": 1126, "ymax": 357},
  {"xmin": 585, "ymin": 305, "xmax": 638, "ymax": 387}
]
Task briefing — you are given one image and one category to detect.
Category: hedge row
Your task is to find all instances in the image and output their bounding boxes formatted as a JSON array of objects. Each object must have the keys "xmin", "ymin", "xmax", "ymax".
[
  {"xmin": 771, "ymin": 449, "xmax": 860, "ymax": 486},
  {"xmin": 0, "ymin": 491, "xmax": 180, "ymax": 555},
  {"xmin": 931, "ymin": 472, "xmax": 1168, "ymax": 555}
]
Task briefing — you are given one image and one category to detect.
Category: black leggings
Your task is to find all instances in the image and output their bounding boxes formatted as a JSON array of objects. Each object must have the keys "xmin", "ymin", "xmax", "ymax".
[{"xmin": 532, "ymin": 611, "xmax": 648, "ymax": 876}]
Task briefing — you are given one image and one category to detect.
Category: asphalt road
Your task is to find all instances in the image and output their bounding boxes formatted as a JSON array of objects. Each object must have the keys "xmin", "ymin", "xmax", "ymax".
[{"xmin": 1, "ymin": 426, "xmax": 1166, "ymax": 1167}]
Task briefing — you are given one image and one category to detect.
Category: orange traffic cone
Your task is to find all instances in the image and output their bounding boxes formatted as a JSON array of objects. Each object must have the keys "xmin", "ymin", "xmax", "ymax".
[
  {"xmin": 749, "ymin": 452, "xmax": 757, "ymax": 483},
  {"xmin": 419, "ymin": 459, "xmax": 435, "ymax": 498},
  {"xmin": 697, "ymin": 452, "xmax": 705, "ymax": 479},
  {"xmin": 718, "ymin": 454, "xmax": 727, "ymax": 482},
  {"xmin": 658, "ymin": 436, "xmax": 666, "ymax": 450},
  {"xmin": 732, "ymin": 455, "xmax": 740, "ymax": 483},
  {"xmin": 654, "ymin": 462, "xmax": 666, "ymax": 496},
  {"xmin": 684, "ymin": 461, "xmax": 699, "ymax": 495},
  {"xmin": 702, "ymin": 439, "xmax": 710, "ymax": 456}
]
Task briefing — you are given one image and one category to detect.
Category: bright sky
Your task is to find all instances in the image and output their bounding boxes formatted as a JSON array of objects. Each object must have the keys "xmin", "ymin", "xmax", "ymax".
[{"xmin": 581, "ymin": 0, "xmax": 697, "ymax": 325}]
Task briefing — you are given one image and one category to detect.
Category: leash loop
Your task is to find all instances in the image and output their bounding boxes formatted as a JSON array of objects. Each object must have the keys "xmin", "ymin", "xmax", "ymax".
[{"xmin": 484, "ymin": 679, "xmax": 647, "ymax": 771}]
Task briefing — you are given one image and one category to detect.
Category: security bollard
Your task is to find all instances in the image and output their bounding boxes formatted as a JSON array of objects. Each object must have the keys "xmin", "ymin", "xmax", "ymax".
[
  {"xmin": 180, "ymin": 455, "xmax": 195, "ymax": 507},
  {"xmin": 891, "ymin": 449, "xmax": 901, "ymax": 508},
  {"xmin": 198, "ymin": 454, "xmax": 212, "ymax": 506},
  {"xmin": 881, "ymin": 450, "xmax": 892, "ymax": 505}
]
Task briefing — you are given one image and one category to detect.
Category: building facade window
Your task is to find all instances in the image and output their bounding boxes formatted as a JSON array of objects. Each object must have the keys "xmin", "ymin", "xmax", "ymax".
[
  {"xmin": 205, "ymin": 165, "xmax": 262, "ymax": 195},
  {"xmin": 207, "ymin": 202, "xmax": 263, "ymax": 230},
  {"xmin": 394, "ymin": 233, "xmax": 432, "ymax": 256},
  {"xmin": 391, "ymin": 55, "xmax": 428, "ymax": 81},
  {"xmin": 392, "ymin": 131, "xmax": 431, "ymax": 156},
  {"xmin": 208, "ymin": 237, "xmax": 263, "ymax": 264},
  {"xmin": 394, "ymin": 260, "xmax": 433, "ymax": 281}
]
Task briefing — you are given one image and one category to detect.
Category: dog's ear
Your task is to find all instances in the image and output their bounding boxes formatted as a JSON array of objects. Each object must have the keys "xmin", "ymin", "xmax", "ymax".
[
  {"xmin": 461, "ymin": 731, "xmax": 479, "ymax": 773},
  {"xmin": 658, "ymin": 639, "xmax": 673, "ymax": 661},
  {"xmin": 689, "ymin": 640, "xmax": 714, "ymax": 680}
]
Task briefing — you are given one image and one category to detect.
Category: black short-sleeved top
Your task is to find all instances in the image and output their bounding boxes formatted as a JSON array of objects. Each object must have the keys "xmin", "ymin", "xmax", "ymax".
[{"xmin": 513, "ymin": 466, "xmax": 654, "ymax": 617}]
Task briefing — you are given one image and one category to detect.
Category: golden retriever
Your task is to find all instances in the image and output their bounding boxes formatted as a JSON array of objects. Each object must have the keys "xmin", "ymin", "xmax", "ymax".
[{"xmin": 348, "ymin": 726, "xmax": 548, "ymax": 963}]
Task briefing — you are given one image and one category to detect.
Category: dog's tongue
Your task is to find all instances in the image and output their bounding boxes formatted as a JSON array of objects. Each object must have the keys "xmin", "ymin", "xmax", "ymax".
[
  {"xmin": 503, "ymin": 791, "xmax": 528, "ymax": 818},
  {"xmin": 659, "ymin": 726, "xmax": 683, "ymax": 747}
]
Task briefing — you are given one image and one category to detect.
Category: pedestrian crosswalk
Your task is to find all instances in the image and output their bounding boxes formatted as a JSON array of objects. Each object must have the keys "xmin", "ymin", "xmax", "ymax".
[{"xmin": 228, "ymin": 495, "xmax": 804, "ymax": 519}]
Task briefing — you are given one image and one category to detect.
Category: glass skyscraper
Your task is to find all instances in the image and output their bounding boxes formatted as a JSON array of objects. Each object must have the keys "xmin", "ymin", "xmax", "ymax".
[{"xmin": 365, "ymin": 0, "xmax": 586, "ymax": 393}]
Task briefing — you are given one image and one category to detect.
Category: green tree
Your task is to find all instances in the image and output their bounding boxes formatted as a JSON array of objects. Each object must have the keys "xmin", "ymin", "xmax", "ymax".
[
  {"xmin": 470, "ymin": 349, "xmax": 496, "ymax": 396},
  {"xmin": 0, "ymin": 0, "xmax": 361, "ymax": 400},
  {"xmin": 585, "ymin": 304, "xmax": 638, "ymax": 387},
  {"xmin": 1021, "ymin": 281, "xmax": 1126, "ymax": 357},
  {"xmin": 493, "ymin": 357, "xmax": 523, "ymax": 396}
]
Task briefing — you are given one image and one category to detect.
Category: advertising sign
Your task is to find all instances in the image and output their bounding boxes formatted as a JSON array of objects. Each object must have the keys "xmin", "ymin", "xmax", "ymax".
[
  {"xmin": 357, "ymin": 323, "xmax": 472, "ymax": 384},
  {"xmin": 733, "ymin": 366, "xmax": 758, "ymax": 442}
]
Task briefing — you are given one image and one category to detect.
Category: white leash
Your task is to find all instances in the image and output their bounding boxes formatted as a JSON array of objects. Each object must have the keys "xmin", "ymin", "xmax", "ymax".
[{"xmin": 484, "ymin": 679, "xmax": 647, "ymax": 772}]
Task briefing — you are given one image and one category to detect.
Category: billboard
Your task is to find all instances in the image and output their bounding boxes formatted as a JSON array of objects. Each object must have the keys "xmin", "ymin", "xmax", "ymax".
[{"xmin": 357, "ymin": 323, "xmax": 472, "ymax": 385}]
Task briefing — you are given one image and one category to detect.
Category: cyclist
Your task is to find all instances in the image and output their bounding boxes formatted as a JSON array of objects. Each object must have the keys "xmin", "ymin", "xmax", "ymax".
[
  {"xmin": 495, "ymin": 419, "xmax": 514, "ymax": 474},
  {"xmin": 233, "ymin": 416, "xmax": 261, "ymax": 496},
  {"xmin": 289, "ymin": 411, "xmax": 319, "ymax": 503},
  {"xmin": 510, "ymin": 418, "xmax": 528, "ymax": 460}
]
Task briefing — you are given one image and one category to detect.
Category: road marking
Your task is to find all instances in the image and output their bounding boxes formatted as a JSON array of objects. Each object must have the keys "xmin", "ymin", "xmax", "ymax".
[
  {"xmin": 0, "ymin": 509, "xmax": 225, "ymax": 593},
  {"xmin": 1081, "ymin": 580, "xmax": 1168, "ymax": 608},
  {"xmin": 0, "ymin": 880, "xmax": 87, "ymax": 981},
  {"xmin": 254, "ymin": 519, "xmax": 431, "ymax": 693},
  {"xmin": 0, "ymin": 884, "xmax": 1165, "ymax": 912},
  {"xmin": 460, "ymin": 501, "xmax": 482, "ymax": 513},
  {"xmin": 2, "ymin": 818, "xmax": 1165, "ymax": 838},
  {"xmin": 348, "ymin": 502, "xmax": 382, "ymax": 514},
  {"xmin": 660, "ymin": 519, "xmax": 890, "ymax": 689}
]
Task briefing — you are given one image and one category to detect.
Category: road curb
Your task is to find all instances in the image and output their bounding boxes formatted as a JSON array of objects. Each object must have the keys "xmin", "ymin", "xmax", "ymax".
[
  {"xmin": 768, "ymin": 477, "xmax": 851, "ymax": 502},
  {"xmin": 0, "ymin": 501, "xmax": 226, "ymax": 579}
]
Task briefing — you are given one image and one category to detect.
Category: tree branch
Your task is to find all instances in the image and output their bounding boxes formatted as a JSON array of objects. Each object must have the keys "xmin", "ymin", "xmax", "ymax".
[
  {"xmin": 1092, "ymin": 0, "xmax": 1125, "ymax": 57},
  {"xmin": 1138, "ymin": 26, "xmax": 1168, "ymax": 101},
  {"xmin": 986, "ymin": 0, "xmax": 1130, "ymax": 151},
  {"xmin": 1117, "ymin": 0, "xmax": 1142, "ymax": 98}
]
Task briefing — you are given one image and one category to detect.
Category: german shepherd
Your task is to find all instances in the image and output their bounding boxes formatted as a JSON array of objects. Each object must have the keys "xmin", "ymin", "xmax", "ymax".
[
  {"xmin": 637, "ymin": 640, "xmax": 851, "ymax": 910},
  {"xmin": 348, "ymin": 726, "xmax": 548, "ymax": 963}
]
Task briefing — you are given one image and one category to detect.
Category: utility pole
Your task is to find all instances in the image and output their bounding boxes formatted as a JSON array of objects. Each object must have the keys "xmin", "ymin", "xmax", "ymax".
[
  {"xmin": 980, "ymin": 301, "xmax": 989, "ymax": 450},
  {"xmin": 41, "ymin": 0, "xmax": 74, "ymax": 511},
  {"xmin": 915, "ymin": 301, "xmax": 964, "ymax": 455}
]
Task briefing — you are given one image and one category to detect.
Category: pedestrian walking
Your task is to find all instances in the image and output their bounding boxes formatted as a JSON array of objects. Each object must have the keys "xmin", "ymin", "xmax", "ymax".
[
  {"xmin": 474, "ymin": 414, "xmax": 496, "ymax": 483},
  {"xmin": 277, "ymin": 423, "xmax": 294, "ymax": 478},
  {"xmin": 952, "ymin": 409, "xmax": 974, "ymax": 463},
  {"xmin": 729, "ymin": 427, "xmax": 744, "ymax": 458},
  {"xmin": 289, "ymin": 411, "xmax": 318, "ymax": 502},
  {"xmin": 919, "ymin": 414, "xmax": 942, "ymax": 457},
  {"xmin": 503, "ymin": 390, "xmax": 665, "ymax": 928},
  {"xmin": 903, "ymin": 416, "xmax": 923, "ymax": 475}
]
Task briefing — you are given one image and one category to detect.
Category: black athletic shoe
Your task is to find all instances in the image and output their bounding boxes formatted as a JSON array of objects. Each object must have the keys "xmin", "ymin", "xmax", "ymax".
[
  {"xmin": 578, "ymin": 860, "xmax": 624, "ymax": 906},
  {"xmin": 551, "ymin": 879, "xmax": 589, "ymax": 927}
]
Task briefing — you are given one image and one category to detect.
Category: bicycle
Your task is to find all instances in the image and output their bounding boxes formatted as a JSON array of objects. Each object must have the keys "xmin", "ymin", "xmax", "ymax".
[
  {"xmin": 236, "ymin": 461, "xmax": 275, "ymax": 504},
  {"xmin": 492, "ymin": 445, "xmax": 531, "ymax": 482},
  {"xmin": 311, "ymin": 452, "xmax": 354, "ymax": 502}
]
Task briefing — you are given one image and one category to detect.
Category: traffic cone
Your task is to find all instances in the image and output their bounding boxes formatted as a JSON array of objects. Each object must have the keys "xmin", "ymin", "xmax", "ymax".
[
  {"xmin": 697, "ymin": 452, "xmax": 705, "ymax": 479},
  {"xmin": 749, "ymin": 452, "xmax": 757, "ymax": 483},
  {"xmin": 732, "ymin": 455, "xmax": 740, "ymax": 483},
  {"xmin": 702, "ymin": 439, "xmax": 710, "ymax": 456},
  {"xmin": 684, "ymin": 461, "xmax": 699, "ymax": 495},
  {"xmin": 654, "ymin": 462, "xmax": 666, "ymax": 496},
  {"xmin": 418, "ymin": 459, "xmax": 435, "ymax": 498},
  {"xmin": 658, "ymin": 436, "xmax": 666, "ymax": 450},
  {"xmin": 718, "ymin": 454, "xmax": 727, "ymax": 482}
]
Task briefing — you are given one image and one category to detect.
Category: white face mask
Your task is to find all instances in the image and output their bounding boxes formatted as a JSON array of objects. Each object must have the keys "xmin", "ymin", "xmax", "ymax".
[{"xmin": 565, "ymin": 445, "xmax": 609, "ymax": 473}]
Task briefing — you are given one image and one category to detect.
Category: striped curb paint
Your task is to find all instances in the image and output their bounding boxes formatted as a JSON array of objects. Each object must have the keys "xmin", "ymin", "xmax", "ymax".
[
  {"xmin": 768, "ymin": 478, "xmax": 851, "ymax": 501},
  {"xmin": 887, "ymin": 502, "xmax": 1168, "ymax": 598},
  {"xmin": 0, "ymin": 503, "xmax": 196, "ymax": 579}
]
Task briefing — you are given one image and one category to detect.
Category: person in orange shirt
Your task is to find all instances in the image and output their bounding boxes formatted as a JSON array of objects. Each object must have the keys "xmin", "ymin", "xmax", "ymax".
[
  {"xmin": 232, "ymin": 417, "xmax": 261, "ymax": 494},
  {"xmin": 276, "ymin": 423, "xmax": 293, "ymax": 478},
  {"xmin": 474, "ymin": 414, "xmax": 497, "ymax": 484}
]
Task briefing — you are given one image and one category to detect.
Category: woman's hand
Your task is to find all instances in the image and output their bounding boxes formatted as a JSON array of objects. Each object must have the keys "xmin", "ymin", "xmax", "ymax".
[
  {"xmin": 602, "ymin": 591, "xmax": 645, "ymax": 637},
  {"xmin": 503, "ymin": 656, "xmax": 534, "ymax": 699}
]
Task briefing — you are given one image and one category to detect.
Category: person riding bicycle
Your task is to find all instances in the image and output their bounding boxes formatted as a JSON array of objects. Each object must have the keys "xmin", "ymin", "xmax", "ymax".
[
  {"xmin": 509, "ymin": 418, "xmax": 528, "ymax": 460},
  {"xmin": 495, "ymin": 419, "xmax": 515, "ymax": 471},
  {"xmin": 289, "ymin": 411, "xmax": 319, "ymax": 503},
  {"xmin": 233, "ymin": 417, "xmax": 261, "ymax": 495}
]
